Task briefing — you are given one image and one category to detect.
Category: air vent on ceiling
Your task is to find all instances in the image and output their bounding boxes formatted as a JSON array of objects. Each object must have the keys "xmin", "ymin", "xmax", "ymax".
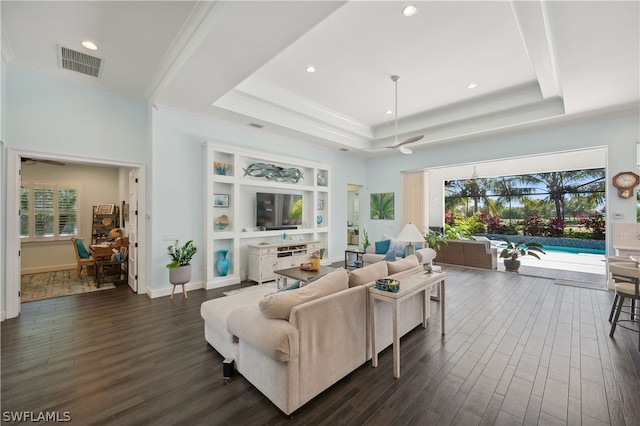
[
  {"xmin": 59, "ymin": 46, "xmax": 102, "ymax": 78},
  {"xmin": 339, "ymin": 148, "xmax": 349, "ymax": 152},
  {"xmin": 248, "ymin": 122, "xmax": 264, "ymax": 129}
]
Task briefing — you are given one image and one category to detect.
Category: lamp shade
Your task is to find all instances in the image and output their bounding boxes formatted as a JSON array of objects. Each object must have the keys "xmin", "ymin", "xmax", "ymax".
[{"xmin": 397, "ymin": 223, "xmax": 424, "ymax": 243}]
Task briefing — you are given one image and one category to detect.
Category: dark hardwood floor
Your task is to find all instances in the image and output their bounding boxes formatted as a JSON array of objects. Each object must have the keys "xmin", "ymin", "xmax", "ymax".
[{"xmin": 2, "ymin": 266, "xmax": 639, "ymax": 425}]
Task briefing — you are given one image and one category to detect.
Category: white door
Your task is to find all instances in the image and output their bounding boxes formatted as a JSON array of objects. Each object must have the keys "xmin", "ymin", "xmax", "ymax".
[{"xmin": 127, "ymin": 169, "xmax": 139, "ymax": 292}]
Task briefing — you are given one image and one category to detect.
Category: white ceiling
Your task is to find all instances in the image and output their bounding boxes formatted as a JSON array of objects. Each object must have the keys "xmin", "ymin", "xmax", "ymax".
[{"xmin": 2, "ymin": 1, "xmax": 638, "ymax": 157}]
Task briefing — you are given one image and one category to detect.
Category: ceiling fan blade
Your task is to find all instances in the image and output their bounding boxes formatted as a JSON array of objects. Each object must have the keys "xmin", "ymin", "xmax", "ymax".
[{"xmin": 397, "ymin": 134, "xmax": 424, "ymax": 146}]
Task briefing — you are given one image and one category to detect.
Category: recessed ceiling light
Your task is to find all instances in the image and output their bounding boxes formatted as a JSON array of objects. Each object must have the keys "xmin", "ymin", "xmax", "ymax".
[
  {"xmin": 305, "ymin": 65, "xmax": 316, "ymax": 73},
  {"xmin": 81, "ymin": 40, "xmax": 98, "ymax": 51},
  {"xmin": 467, "ymin": 83, "xmax": 478, "ymax": 89},
  {"xmin": 402, "ymin": 4, "xmax": 418, "ymax": 17},
  {"xmin": 385, "ymin": 110, "xmax": 393, "ymax": 115}
]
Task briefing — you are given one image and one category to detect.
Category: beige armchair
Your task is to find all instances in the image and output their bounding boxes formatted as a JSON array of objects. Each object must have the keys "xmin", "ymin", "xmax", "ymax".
[{"xmin": 70, "ymin": 237, "xmax": 95, "ymax": 278}]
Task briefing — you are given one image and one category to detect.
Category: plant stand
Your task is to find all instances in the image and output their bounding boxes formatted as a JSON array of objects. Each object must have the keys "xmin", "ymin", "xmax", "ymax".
[{"xmin": 169, "ymin": 265, "xmax": 191, "ymax": 299}]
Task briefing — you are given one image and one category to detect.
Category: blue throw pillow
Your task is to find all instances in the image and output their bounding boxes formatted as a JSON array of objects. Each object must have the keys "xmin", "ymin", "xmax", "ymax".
[
  {"xmin": 387, "ymin": 240, "xmax": 406, "ymax": 258},
  {"xmin": 76, "ymin": 239, "xmax": 90, "ymax": 259},
  {"xmin": 384, "ymin": 250, "xmax": 396, "ymax": 261},
  {"xmin": 277, "ymin": 280, "xmax": 301, "ymax": 292},
  {"xmin": 375, "ymin": 240, "xmax": 391, "ymax": 254}
]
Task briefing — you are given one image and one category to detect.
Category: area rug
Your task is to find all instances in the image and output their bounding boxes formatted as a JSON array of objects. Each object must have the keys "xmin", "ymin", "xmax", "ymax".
[
  {"xmin": 21, "ymin": 269, "xmax": 116, "ymax": 302},
  {"xmin": 223, "ymin": 282, "xmax": 277, "ymax": 296}
]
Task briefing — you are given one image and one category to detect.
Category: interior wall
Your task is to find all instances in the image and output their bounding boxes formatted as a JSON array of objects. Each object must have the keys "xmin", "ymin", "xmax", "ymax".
[
  {"xmin": 363, "ymin": 114, "xmax": 638, "ymax": 256},
  {"xmin": 151, "ymin": 106, "xmax": 368, "ymax": 293},
  {"xmin": 20, "ymin": 162, "xmax": 120, "ymax": 273}
]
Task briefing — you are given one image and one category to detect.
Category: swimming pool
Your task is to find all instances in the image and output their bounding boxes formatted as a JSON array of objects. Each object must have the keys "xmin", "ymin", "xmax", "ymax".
[{"xmin": 540, "ymin": 245, "xmax": 605, "ymax": 255}]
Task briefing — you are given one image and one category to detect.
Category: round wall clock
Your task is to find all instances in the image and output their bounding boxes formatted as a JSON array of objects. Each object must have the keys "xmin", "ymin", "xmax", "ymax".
[{"xmin": 612, "ymin": 171, "xmax": 640, "ymax": 199}]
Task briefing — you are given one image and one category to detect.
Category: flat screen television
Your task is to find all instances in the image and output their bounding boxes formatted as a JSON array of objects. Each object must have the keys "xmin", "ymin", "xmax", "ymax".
[{"xmin": 256, "ymin": 192, "xmax": 302, "ymax": 230}]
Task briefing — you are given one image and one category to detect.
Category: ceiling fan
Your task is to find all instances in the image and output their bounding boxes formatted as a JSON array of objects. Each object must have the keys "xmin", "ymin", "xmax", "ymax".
[
  {"xmin": 385, "ymin": 75, "xmax": 424, "ymax": 154},
  {"xmin": 21, "ymin": 157, "xmax": 65, "ymax": 166}
]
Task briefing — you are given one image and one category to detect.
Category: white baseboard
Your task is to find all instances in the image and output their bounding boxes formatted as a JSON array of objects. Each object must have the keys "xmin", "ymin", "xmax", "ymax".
[
  {"xmin": 21, "ymin": 264, "xmax": 76, "ymax": 275},
  {"xmin": 147, "ymin": 280, "xmax": 204, "ymax": 299}
]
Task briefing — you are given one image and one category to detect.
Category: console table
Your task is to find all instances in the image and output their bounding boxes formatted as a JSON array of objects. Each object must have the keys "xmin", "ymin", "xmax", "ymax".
[
  {"xmin": 369, "ymin": 270, "xmax": 445, "ymax": 378},
  {"xmin": 248, "ymin": 240, "xmax": 322, "ymax": 284}
]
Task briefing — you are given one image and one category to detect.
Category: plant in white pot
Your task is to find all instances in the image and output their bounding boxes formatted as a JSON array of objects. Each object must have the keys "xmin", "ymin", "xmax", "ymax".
[{"xmin": 167, "ymin": 240, "xmax": 197, "ymax": 299}]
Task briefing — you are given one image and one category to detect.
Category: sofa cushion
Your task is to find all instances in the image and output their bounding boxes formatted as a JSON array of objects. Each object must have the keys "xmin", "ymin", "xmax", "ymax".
[
  {"xmin": 348, "ymin": 261, "xmax": 389, "ymax": 287},
  {"xmin": 387, "ymin": 254, "xmax": 419, "ymax": 275},
  {"xmin": 259, "ymin": 268, "xmax": 348, "ymax": 320},
  {"xmin": 375, "ymin": 239, "xmax": 391, "ymax": 254}
]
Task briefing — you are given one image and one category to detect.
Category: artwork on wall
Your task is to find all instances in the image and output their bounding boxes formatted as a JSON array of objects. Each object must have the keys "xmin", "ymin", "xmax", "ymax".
[
  {"xmin": 96, "ymin": 204, "xmax": 114, "ymax": 214},
  {"xmin": 243, "ymin": 162, "xmax": 303, "ymax": 183},
  {"xmin": 214, "ymin": 194, "xmax": 229, "ymax": 207},
  {"xmin": 370, "ymin": 192, "xmax": 394, "ymax": 220}
]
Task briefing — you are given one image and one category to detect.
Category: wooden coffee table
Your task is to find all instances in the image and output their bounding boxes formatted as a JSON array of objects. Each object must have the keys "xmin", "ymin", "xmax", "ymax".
[{"xmin": 274, "ymin": 265, "xmax": 336, "ymax": 289}]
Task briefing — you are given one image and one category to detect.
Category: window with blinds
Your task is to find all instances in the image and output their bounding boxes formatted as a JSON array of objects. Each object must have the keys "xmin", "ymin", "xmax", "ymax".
[{"xmin": 21, "ymin": 183, "xmax": 79, "ymax": 240}]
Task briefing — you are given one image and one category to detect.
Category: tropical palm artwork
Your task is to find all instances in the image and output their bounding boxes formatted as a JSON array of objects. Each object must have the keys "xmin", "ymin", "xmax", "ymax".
[{"xmin": 370, "ymin": 192, "xmax": 394, "ymax": 220}]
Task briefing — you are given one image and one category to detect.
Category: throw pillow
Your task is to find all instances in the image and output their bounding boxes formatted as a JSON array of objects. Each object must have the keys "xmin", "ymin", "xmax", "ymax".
[
  {"xmin": 387, "ymin": 254, "xmax": 419, "ymax": 275},
  {"xmin": 386, "ymin": 239, "xmax": 406, "ymax": 259},
  {"xmin": 259, "ymin": 268, "xmax": 348, "ymax": 320},
  {"xmin": 348, "ymin": 261, "xmax": 389, "ymax": 287},
  {"xmin": 375, "ymin": 239, "xmax": 391, "ymax": 254},
  {"xmin": 383, "ymin": 250, "xmax": 396, "ymax": 261},
  {"xmin": 76, "ymin": 239, "xmax": 90, "ymax": 259},
  {"xmin": 277, "ymin": 280, "xmax": 301, "ymax": 292}
]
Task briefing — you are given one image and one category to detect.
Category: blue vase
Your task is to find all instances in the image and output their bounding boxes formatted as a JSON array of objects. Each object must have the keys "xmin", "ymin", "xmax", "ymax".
[{"xmin": 216, "ymin": 249, "xmax": 230, "ymax": 276}]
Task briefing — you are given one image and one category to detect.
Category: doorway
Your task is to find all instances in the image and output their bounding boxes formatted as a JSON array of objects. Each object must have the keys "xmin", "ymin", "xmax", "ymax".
[
  {"xmin": 347, "ymin": 184, "xmax": 363, "ymax": 249},
  {"xmin": 5, "ymin": 149, "xmax": 146, "ymax": 319}
]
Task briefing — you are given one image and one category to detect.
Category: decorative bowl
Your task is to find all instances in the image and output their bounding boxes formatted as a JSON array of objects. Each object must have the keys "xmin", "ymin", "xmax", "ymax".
[
  {"xmin": 376, "ymin": 278, "xmax": 400, "ymax": 292},
  {"xmin": 214, "ymin": 162, "xmax": 231, "ymax": 175}
]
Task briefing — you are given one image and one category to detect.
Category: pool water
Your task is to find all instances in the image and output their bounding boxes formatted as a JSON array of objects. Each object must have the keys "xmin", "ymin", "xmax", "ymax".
[{"xmin": 533, "ymin": 245, "xmax": 605, "ymax": 255}]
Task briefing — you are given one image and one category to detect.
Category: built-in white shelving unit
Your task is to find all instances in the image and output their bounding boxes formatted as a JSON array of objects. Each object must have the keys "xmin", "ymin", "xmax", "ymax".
[{"xmin": 204, "ymin": 142, "xmax": 331, "ymax": 289}]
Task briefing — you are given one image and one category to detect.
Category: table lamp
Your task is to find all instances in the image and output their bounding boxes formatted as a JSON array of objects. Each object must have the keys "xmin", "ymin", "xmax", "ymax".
[{"xmin": 396, "ymin": 223, "xmax": 425, "ymax": 256}]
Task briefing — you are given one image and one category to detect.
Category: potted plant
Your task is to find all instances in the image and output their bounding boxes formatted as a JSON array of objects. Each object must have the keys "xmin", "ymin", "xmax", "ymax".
[
  {"xmin": 361, "ymin": 228, "xmax": 370, "ymax": 251},
  {"xmin": 167, "ymin": 240, "xmax": 197, "ymax": 295},
  {"xmin": 424, "ymin": 229, "xmax": 447, "ymax": 252},
  {"xmin": 309, "ymin": 248, "xmax": 325, "ymax": 270},
  {"xmin": 499, "ymin": 237, "xmax": 545, "ymax": 272}
]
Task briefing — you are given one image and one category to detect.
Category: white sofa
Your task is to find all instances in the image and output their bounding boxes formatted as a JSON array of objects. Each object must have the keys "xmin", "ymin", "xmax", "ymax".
[
  {"xmin": 200, "ymin": 255, "xmax": 430, "ymax": 415},
  {"xmin": 363, "ymin": 244, "xmax": 436, "ymax": 266}
]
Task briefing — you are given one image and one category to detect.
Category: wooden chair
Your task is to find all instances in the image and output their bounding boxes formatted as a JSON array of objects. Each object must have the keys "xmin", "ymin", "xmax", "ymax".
[
  {"xmin": 71, "ymin": 237, "xmax": 95, "ymax": 278},
  {"xmin": 609, "ymin": 260, "xmax": 640, "ymax": 351}
]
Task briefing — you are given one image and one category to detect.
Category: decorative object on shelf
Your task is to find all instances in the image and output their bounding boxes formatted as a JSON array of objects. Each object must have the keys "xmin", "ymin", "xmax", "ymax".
[
  {"xmin": 166, "ymin": 240, "xmax": 197, "ymax": 299},
  {"xmin": 214, "ymin": 162, "xmax": 232, "ymax": 175},
  {"xmin": 243, "ymin": 162, "xmax": 303, "ymax": 183},
  {"xmin": 101, "ymin": 217, "xmax": 113, "ymax": 226},
  {"xmin": 370, "ymin": 192, "xmax": 395, "ymax": 220},
  {"xmin": 316, "ymin": 215, "xmax": 323, "ymax": 225},
  {"xmin": 214, "ymin": 193, "xmax": 229, "ymax": 207},
  {"xmin": 216, "ymin": 249, "xmax": 230, "ymax": 276},
  {"xmin": 316, "ymin": 199, "xmax": 324, "ymax": 210},
  {"xmin": 317, "ymin": 173, "xmax": 327, "ymax": 186},
  {"xmin": 375, "ymin": 278, "xmax": 400, "ymax": 292},
  {"xmin": 214, "ymin": 215, "xmax": 230, "ymax": 230},
  {"xmin": 96, "ymin": 204, "xmax": 114, "ymax": 214}
]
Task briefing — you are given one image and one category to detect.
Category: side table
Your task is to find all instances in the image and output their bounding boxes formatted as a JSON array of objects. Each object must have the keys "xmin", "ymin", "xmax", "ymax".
[
  {"xmin": 344, "ymin": 249, "xmax": 365, "ymax": 270},
  {"xmin": 369, "ymin": 270, "xmax": 445, "ymax": 378}
]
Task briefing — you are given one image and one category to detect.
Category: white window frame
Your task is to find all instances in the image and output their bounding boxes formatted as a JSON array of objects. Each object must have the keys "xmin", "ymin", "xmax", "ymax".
[{"xmin": 21, "ymin": 182, "xmax": 81, "ymax": 242}]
